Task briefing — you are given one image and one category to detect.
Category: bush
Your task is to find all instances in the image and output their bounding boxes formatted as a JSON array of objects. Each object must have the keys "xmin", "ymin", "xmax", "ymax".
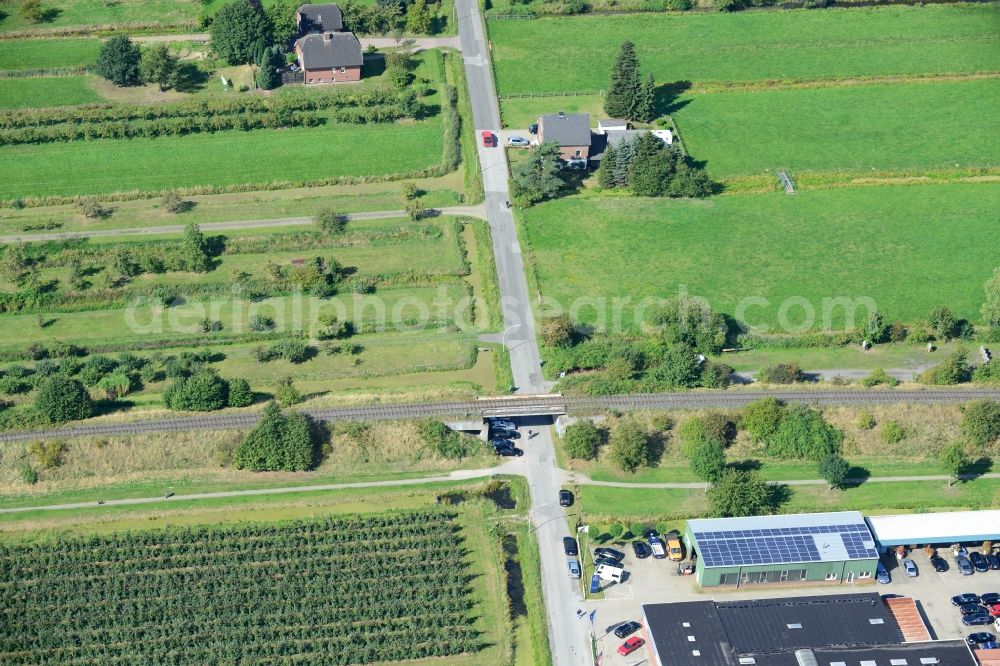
[
  {"xmin": 702, "ymin": 412, "xmax": 737, "ymax": 447},
  {"xmin": 416, "ymin": 419, "xmax": 468, "ymax": 459},
  {"xmin": 27, "ymin": 440, "xmax": 66, "ymax": 469},
  {"xmin": 269, "ymin": 339, "xmax": 310, "ymax": 363},
  {"xmin": 94, "ymin": 35, "xmax": 143, "ymax": 87},
  {"xmin": 607, "ymin": 419, "xmax": 649, "ymax": 472},
  {"xmin": 880, "ymin": 420, "xmax": 905, "ymax": 445},
  {"xmin": 707, "ymin": 469, "xmax": 774, "ymax": 517},
  {"xmin": 563, "ymin": 420, "xmax": 600, "ymax": 460},
  {"xmin": 78, "ymin": 355, "xmax": 118, "ymax": 386},
  {"xmin": 541, "ymin": 315, "xmax": 575, "ymax": 347},
  {"xmin": 973, "ymin": 361, "xmax": 1000, "ymax": 385},
  {"xmin": 210, "ymin": 0, "xmax": 271, "ymax": 65},
  {"xmin": 741, "ymin": 397, "xmax": 783, "ymax": 442},
  {"xmin": 818, "ymin": 453, "xmax": 851, "ymax": 490},
  {"xmin": 34, "ymin": 376, "xmax": 93, "ymax": 423},
  {"xmin": 962, "ymin": 400, "xmax": 1000, "ymax": 446},
  {"xmin": 274, "ymin": 376, "xmax": 300, "ymax": 406},
  {"xmin": 227, "ymin": 378, "xmax": 253, "ymax": 407},
  {"xmin": 315, "ymin": 208, "xmax": 347, "ymax": 234},
  {"xmin": 233, "ymin": 402, "xmax": 316, "ymax": 471},
  {"xmin": 758, "ymin": 363, "xmax": 805, "ymax": 384},
  {"xmin": 249, "ymin": 315, "xmax": 275, "ymax": 332},
  {"xmin": 764, "ymin": 405, "xmax": 842, "ymax": 461},
  {"xmin": 927, "ymin": 306, "xmax": 957, "ymax": 340},
  {"xmin": 862, "ymin": 368, "xmax": 899, "ymax": 388},
  {"xmin": 78, "ymin": 199, "xmax": 113, "ymax": 220},
  {"xmin": 163, "ymin": 370, "xmax": 229, "ymax": 411},
  {"xmin": 18, "ymin": 462, "xmax": 38, "ymax": 485},
  {"xmin": 162, "ymin": 191, "xmax": 189, "ymax": 214},
  {"xmin": 856, "ymin": 411, "xmax": 876, "ymax": 430},
  {"xmin": 918, "ymin": 348, "xmax": 970, "ymax": 385}
]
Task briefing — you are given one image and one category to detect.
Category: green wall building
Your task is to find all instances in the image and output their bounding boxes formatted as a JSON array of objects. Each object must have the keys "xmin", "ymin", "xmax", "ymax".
[{"xmin": 683, "ymin": 511, "xmax": 880, "ymax": 588}]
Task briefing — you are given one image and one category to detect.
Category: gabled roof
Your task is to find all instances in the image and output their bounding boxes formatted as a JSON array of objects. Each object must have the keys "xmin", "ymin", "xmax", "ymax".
[
  {"xmin": 539, "ymin": 112, "xmax": 591, "ymax": 147},
  {"xmin": 297, "ymin": 3, "xmax": 344, "ymax": 32},
  {"xmin": 295, "ymin": 32, "xmax": 363, "ymax": 69}
]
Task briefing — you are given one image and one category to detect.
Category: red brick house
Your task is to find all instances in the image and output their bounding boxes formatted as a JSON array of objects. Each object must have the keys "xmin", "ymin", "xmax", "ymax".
[
  {"xmin": 294, "ymin": 32, "xmax": 363, "ymax": 84},
  {"xmin": 538, "ymin": 112, "xmax": 592, "ymax": 162}
]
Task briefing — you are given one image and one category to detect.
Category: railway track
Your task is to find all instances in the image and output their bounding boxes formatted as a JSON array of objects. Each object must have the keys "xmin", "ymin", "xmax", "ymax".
[{"xmin": 3, "ymin": 388, "xmax": 1000, "ymax": 444}]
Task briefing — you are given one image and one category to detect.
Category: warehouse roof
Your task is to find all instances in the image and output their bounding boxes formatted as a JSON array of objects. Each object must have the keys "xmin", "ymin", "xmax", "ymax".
[
  {"xmin": 866, "ymin": 510, "xmax": 1000, "ymax": 547},
  {"xmin": 688, "ymin": 511, "xmax": 879, "ymax": 568}
]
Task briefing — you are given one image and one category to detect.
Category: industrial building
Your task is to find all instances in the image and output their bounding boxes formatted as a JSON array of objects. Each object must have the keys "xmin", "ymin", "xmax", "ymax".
[
  {"xmin": 683, "ymin": 511, "xmax": 880, "ymax": 588},
  {"xmin": 866, "ymin": 510, "xmax": 1000, "ymax": 549},
  {"xmin": 641, "ymin": 593, "xmax": 976, "ymax": 666}
]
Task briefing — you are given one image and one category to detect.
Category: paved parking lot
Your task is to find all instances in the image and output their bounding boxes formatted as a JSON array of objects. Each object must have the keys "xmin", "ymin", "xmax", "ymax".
[{"xmin": 585, "ymin": 545, "xmax": 1000, "ymax": 666}]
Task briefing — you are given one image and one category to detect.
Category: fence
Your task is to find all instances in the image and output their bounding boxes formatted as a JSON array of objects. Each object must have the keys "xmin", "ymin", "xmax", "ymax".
[
  {"xmin": 281, "ymin": 71, "xmax": 304, "ymax": 86},
  {"xmin": 486, "ymin": 13, "xmax": 536, "ymax": 19},
  {"xmin": 499, "ymin": 90, "xmax": 604, "ymax": 99}
]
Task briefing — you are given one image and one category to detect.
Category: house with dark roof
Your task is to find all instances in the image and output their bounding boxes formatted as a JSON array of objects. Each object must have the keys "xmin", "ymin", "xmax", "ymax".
[
  {"xmin": 294, "ymin": 31, "xmax": 363, "ymax": 84},
  {"xmin": 296, "ymin": 3, "xmax": 344, "ymax": 33},
  {"xmin": 537, "ymin": 112, "xmax": 592, "ymax": 162}
]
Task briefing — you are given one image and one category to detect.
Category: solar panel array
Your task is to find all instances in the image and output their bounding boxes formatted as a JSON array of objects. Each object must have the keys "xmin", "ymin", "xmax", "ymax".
[{"xmin": 696, "ymin": 523, "xmax": 879, "ymax": 568}]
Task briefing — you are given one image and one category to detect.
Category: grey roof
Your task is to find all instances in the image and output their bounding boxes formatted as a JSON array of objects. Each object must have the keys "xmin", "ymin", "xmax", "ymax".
[
  {"xmin": 539, "ymin": 113, "xmax": 591, "ymax": 147},
  {"xmin": 297, "ymin": 3, "xmax": 344, "ymax": 32},
  {"xmin": 295, "ymin": 32, "xmax": 362, "ymax": 69},
  {"xmin": 598, "ymin": 118, "xmax": 628, "ymax": 127},
  {"xmin": 590, "ymin": 129, "xmax": 645, "ymax": 161}
]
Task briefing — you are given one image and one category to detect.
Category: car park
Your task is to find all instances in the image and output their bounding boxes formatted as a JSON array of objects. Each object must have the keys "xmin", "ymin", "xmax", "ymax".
[
  {"xmin": 959, "ymin": 603, "xmax": 985, "ymax": 615},
  {"xmin": 568, "ymin": 559, "xmax": 581, "ymax": 579},
  {"xmin": 507, "ymin": 136, "xmax": 531, "ymax": 147},
  {"xmin": 982, "ymin": 593, "xmax": 1000, "ymax": 605},
  {"xmin": 594, "ymin": 548, "xmax": 625, "ymax": 562},
  {"xmin": 963, "ymin": 612, "xmax": 993, "ymax": 626},
  {"xmin": 558, "ymin": 490, "xmax": 574, "ymax": 507},
  {"xmin": 953, "ymin": 594, "xmax": 981, "ymax": 606},
  {"xmin": 631, "ymin": 541, "xmax": 651, "ymax": 559},
  {"xmin": 902, "ymin": 558, "xmax": 918, "ymax": 577},
  {"xmin": 968, "ymin": 632, "xmax": 997, "ymax": 647},
  {"xmin": 988, "ymin": 553, "xmax": 1000, "ymax": 570},
  {"xmin": 489, "ymin": 419, "xmax": 516, "ymax": 430},
  {"xmin": 972, "ymin": 552, "xmax": 990, "ymax": 572},
  {"xmin": 957, "ymin": 557, "xmax": 974, "ymax": 575},
  {"xmin": 614, "ymin": 621, "xmax": 641, "ymax": 639},
  {"xmin": 563, "ymin": 537, "xmax": 578, "ymax": 557},
  {"xmin": 930, "ymin": 555, "xmax": 948, "ymax": 572},
  {"xmin": 618, "ymin": 636, "xmax": 644, "ymax": 656}
]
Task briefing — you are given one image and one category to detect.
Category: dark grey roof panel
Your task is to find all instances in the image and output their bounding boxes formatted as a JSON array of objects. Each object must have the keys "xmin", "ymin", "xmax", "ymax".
[
  {"xmin": 539, "ymin": 113, "xmax": 591, "ymax": 147},
  {"xmin": 295, "ymin": 32, "xmax": 362, "ymax": 69},
  {"xmin": 298, "ymin": 3, "xmax": 344, "ymax": 32}
]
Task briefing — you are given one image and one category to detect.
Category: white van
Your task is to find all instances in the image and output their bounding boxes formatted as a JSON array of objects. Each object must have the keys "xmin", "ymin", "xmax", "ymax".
[{"xmin": 596, "ymin": 563, "xmax": 624, "ymax": 583}]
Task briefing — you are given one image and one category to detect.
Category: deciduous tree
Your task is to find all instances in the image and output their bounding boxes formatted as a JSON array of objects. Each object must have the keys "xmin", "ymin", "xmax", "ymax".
[
  {"xmin": 818, "ymin": 453, "xmax": 850, "ymax": 490},
  {"xmin": 95, "ymin": 35, "xmax": 143, "ymax": 87},
  {"xmin": 563, "ymin": 420, "xmax": 600, "ymax": 460},
  {"xmin": 607, "ymin": 418, "xmax": 649, "ymax": 472},
  {"xmin": 233, "ymin": 402, "xmax": 316, "ymax": 471},
  {"xmin": 140, "ymin": 43, "xmax": 180, "ymax": 92},
  {"xmin": 34, "ymin": 376, "xmax": 93, "ymax": 423},
  {"xmin": 211, "ymin": 0, "xmax": 272, "ymax": 65},
  {"xmin": 511, "ymin": 141, "xmax": 563, "ymax": 206},
  {"xmin": 707, "ymin": 469, "xmax": 775, "ymax": 517}
]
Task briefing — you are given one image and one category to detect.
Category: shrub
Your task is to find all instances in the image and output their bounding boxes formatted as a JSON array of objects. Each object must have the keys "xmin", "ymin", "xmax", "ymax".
[
  {"xmin": 765, "ymin": 405, "xmax": 842, "ymax": 461},
  {"xmin": 315, "ymin": 208, "xmax": 347, "ymax": 234},
  {"xmin": 0, "ymin": 377, "xmax": 29, "ymax": 395},
  {"xmin": 249, "ymin": 315, "xmax": 275, "ymax": 332},
  {"xmin": 758, "ymin": 363, "xmax": 805, "ymax": 384},
  {"xmin": 269, "ymin": 339, "xmax": 310, "ymax": 363},
  {"xmin": 918, "ymin": 349, "xmax": 970, "ymax": 385},
  {"xmin": 818, "ymin": 453, "xmax": 851, "ymax": 490},
  {"xmin": 880, "ymin": 420, "xmax": 905, "ymax": 445},
  {"xmin": 962, "ymin": 400, "xmax": 1000, "ymax": 446},
  {"xmin": 274, "ymin": 376, "xmax": 300, "ymax": 406},
  {"xmin": 400, "ymin": 182, "xmax": 419, "ymax": 200},
  {"xmin": 689, "ymin": 437, "xmax": 726, "ymax": 484},
  {"xmin": 416, "ymin": 419, "xmax": 468, "ymax": 459},
  {"xmin": 541, "ymin": 315, "xmax": 575, "ymax": 347},
  {"xmin": 607, "ymin": 419, "xmax": 649, "ymax": 472},
  {"xmin": 27, "ymin": 440, "xmax": 66, "ymax": 469},
  {"xmin": 699, "ymin": 360, "xmax": 732, "ymax": 389},
  {"xmin": 741, "ymin": 397, "xmax": 783, "ymax": 442},
  {"xmin": 34, "ymin": 376, "xmax": 93, "ymax": 423},
  {"xmin": 79, "ymin": 355, "xmax": 118, "ymax": 386},
  {"xmin": 563, "ymin": 420, "xmax": 600, "ymax": 460},
  {"xmin": 78, "ymin": 199, "xmax": 113, "ymax": 220},
  {"xmin": 210, "ymin": 0, "xmax": 271, "ymax": 65},
  {"xmin": 162, "ymin": 191, "xmax": 188, "ymax": 214},
  {"xmin": 862, "ymin": 368, "xmax": 899, "ymax": 388},
  {"xmin": 702, "ymin": 412, "xmax": 737, "ymax": 447},
  {"xmin": 887, "ymin": 322, "xmax": 908, "ymax": 343},
  {"xmin": 973, "ymin": 361, "xmax": 1000, "ymax": 385},
  {"xmin": 95, "ymin": 35, "xmax": 142, "ymax": 87},
  {"xmin": 856, "ymin": 411, "xmax": 876, "ymax": 430},
  {"xmin": 927, "ymin": 306, "xmax": 957, "ymax": 340},
  {"xmin": 233, "ymin": 402, "xmax": 316, "ymax": 471},
  {"xmin": 649, "ymin": 343, "xmax": 702, "ymax": 389},
  {"xmin": 18, "ymin": 462, "xmax": 38, "ymax": 484},
  {"xmin": 707, "ymin": 469, "xmax": 775, "ymax": 517},
  {"xmin": 163, "ymin": 370, "xmax": 228, "ymax": 411},
  {"xmin": 227, "ymin": 378, "xmax": 253, "ymax": 407}
]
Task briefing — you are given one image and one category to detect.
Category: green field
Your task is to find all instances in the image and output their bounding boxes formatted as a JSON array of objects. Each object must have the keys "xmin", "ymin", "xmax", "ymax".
[
  {"xmin": 521, "ymin": 183, "xmax": 1000, "ymax": 328},
  {"xmin": 0, "ymin": 117, "xmax": 444, "ymax": 198},
  {"xmin": 0, "ymin": 0, "xmax": 197, "ymax": 32},
  {"xmin": 673, "ymin": 79, "xmax": 1000, "ymax": 176},
  {"xmin": 490, "ymin": 5, "xmax": 1000, "ymax": 94},
  {"xmin": 0, "ymin": 37, "xmax": 100, "ymax": 70},
  {"xmin": 0, "ymin": 75, "xmax": 100, "ymax": 108}
]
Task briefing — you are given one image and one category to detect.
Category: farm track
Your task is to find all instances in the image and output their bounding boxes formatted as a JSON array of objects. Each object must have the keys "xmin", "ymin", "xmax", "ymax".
[{"xmin": 3, "ymin": 388, "xmax": 1000, "ymax": 444}]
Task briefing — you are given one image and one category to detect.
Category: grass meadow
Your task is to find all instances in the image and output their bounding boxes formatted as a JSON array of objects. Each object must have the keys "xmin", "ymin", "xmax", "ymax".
[
  {"xmin": 520, "ymin": 182, "xmax": 1000, "ymax": 329},
  {"xmin": 673, "ymin": 79, "xmax": 1000, "ymax": 176},
  {"xmin": 0, "ymin": 75, "xmax": 100, "ymax": 108},
  {"xmin": 0, "ymin": 0, "xmax": 197, "ymax": 32},
  {"xmin": 0, "ymin": 37, "xmax": 100, "ymax": 70},
  {"xmin": 489, "ymin": 5, "xmax": 1000, "ymax": 94}
]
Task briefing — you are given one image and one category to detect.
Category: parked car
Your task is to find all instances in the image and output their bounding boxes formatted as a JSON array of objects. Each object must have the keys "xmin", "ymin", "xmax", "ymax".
[
  {"xmin": 614, "ymin": 621, "xmax": 641, "ymax": 639},
  {"xmin": 558, "ymin": 490, "xmax": 574, "ymax": 507},
  {"xmin": 507, "ymin": 136, "xmax": 530, "ymax": 147},
  {"xmin": 964, "ymin": 612, "xmax": 993, "ymax": 626},
  {"xmin": 563, "ymin": 536, "xmax": 578, "ymax": 557},
  {"xmin": 481, "ymin": 131, "xmax": 494, "ymax": 147},
  {"xmin": 959, "ymin": 603, "xmax": 985, "ymax": 615},
  {"xmin": 617, "ymin": 637, "xmax": 645, "ymax": 656},
  {"xmin": 930, "ymin": 556, "xmax": 948, "ymax": 572},
  {"xmin": 528, "ymin": 123, "xmax": 538, "ymax": 135},
  {"xmin": 490, "ymin": 438, "xmax": 515, "ymax": 449},
  {"xmin": 646, "ymin": 530, "xmax": 666, "ymax": 559},
  {"xmin": 494, "ymin": 446, "xmax": 523, "ymax": 457},
  {"xmin": 972, "ymin": 552, "xmax": 990, "ymax": 572},
  {"xmin": 987, "ymin": 604, "xmax": 1000, "ymax": 617},
  {"xmin": 981, "ymin": 593, "xmax": 1000, "ymax": 605},
  {"xmin": 568, "ymin": 559, "xmax": 581, "ymax": 578},
  {"xmin": 595, "ymin": 556, "xmax": 622, "ymax": 568},
  {"xmin": 631, "ymin": 541, "xmax": 651, "ymax": 559},
  {"xmin": 594, "ymin": 548, "xmax": 625, "ymax": 563},
  {"xmin": 967, "ymin": 632, "xmax": 996, "ymax": 647},
  {"xmin": 987, "ymin": 553, "xmax": 1000, "ymax": 570},
  {"xmin": 876, "ymin": 562, "xmax": 890, "ymax": 584},
  {"xmin": 492, "ymin": 428, "xmax": 520, "ymax": 439},
  {"xmin": 957, "ymin": 556, "xmax": 974, "ymax": 576},
  {"xmin": 902, "ymin": 558, "xmax": 918, "ymax": 577},
  {"xmin": 489, "ymin": 419, "xmax": 516, "ymax": 430},
  {"xmin": 953, "ymin": 593, "xmax": 981, "ymax": 606}
]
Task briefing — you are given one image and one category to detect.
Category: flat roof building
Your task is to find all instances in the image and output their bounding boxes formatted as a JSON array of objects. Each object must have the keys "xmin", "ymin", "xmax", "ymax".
[
  {"xmin": 684, "ymin": 511, "xmax": 880, "ymax": 588},
  {"xmin": 866, "ymin": 510, "xmax": 1000, "ymax": 548}
]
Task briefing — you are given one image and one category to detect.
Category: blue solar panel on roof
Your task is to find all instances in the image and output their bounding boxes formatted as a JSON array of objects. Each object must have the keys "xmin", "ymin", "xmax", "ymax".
[{"xmin": 694, "ymin": 521, "xmax": 878, "ymax": 568}]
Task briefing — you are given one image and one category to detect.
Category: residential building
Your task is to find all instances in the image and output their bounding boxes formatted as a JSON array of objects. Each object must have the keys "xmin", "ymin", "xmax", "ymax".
[
  {"xmin": 537, "ymin": 112, "xmax": 592, "ymax": 161},
  {"xmin": 294, "ymin": 32, "xmax": 363, "ymax": 84}
]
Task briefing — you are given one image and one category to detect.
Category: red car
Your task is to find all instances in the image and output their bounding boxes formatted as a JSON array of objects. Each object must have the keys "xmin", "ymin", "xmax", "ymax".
[
  {"xmin": 988, "ymin": 603, "xmax": 1000, "ymax": 617},
  {"xmin": 617, "ymin": 636, "xmax": 644, "ymax": 656},
  {"xmin": 481, "ymin": 131, "xmax": 494, "ymax": 147}
]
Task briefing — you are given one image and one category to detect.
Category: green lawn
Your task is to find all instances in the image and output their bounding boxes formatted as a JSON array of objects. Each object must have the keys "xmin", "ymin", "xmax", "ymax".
[
  {"xmin": 489, "ymin": 5, "xmax": 1000, "ymax": 94},
  {"xmin": 673, "ymin": 79, "xmax": 1000, "ymax": 176},
  {"xmin": 0, "ymin": 0, "xmax": 197, "ymax": 32},
  {"xmin": 0, "ymin": 75, "xmax": 100, "ymax": 108},
  {"xmin": 500, "ymin": 94, "xmax": 606, "ymax": 129},
  {"xmin": 0, "ymin": 37, "xmax": 100, "ymax": 70},
  {"xmin": 0, "ymin": 117, "xmax": 445, "ymax": 198},
  {"xmin": 521, "ymin": 183, "xmax": 1000, "ymax": 329}
]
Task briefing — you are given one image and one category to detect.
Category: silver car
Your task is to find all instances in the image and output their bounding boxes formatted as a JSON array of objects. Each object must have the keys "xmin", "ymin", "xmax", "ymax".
[
  {"xmin": 507, "ymin": 136, "xmax": 531, "ymax": 147},
  {"xmin": 902, "ymin": 558, "xmax": 918, "ymax": 577}
]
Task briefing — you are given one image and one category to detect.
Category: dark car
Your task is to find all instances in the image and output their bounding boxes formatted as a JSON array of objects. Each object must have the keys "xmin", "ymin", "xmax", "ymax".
[
  {"xmin": 957, "ymin": 557, "xmax": 974, "ymax": 576},
  {"xmin": 490, "ymin": 438, "xmax": 515, "ymax": 449},
  {"xmin": 614, "ymin": 621, "xmax": 641, "ymax": 639},
  {"xmin": 528, "ymin": 123, "xmax": 538, "ymax": 135},
  {"xmin": 558, "ymin": 490, "xmax": 574, "ymax": 507},
  {"xmin": 563, "ymin": 537, "xmax": 578, "ymax": 557},
  {"xmin": 959, "ymin": 603, "xmax": 985, "ymax": 615},
  {"xmin": 631, "ymin": 541, "xmax": 651, "ymax": 559},
  {"xmin": 988, "ymin": 553, "xmax": 1000, "ymax": 570},
  {"xmin": 953, "ymin": 594, "xmax": 981, "ymax": 606},
  {"xmin": 968, "ymin": 632, "xmax": 997, "ymax": 647},
  {"xmin": 594, "ymin": 548, "xmax": 625, "ymax": 563},
  {"xmin": 930, "ymin": 556, "xmax": 948, "ymax": 572},
  {"xmin": 595, "ymin": 556, "xmax": 622, "ymax": 568},
  {"xmin": 491, "ymin": 428, "xmax": 520, "ymax": 439},
  {"xmin": 963, "ymin": 613, "xmax": 993, "ymax": 626},
  {"xmin": 495, "ymin": 446, "xmax": 523, "ymax": 457},
  {"xmin": 972, "ymin": 552, "xmax": 990, "ymax": 572},
  {"xmin": 982, "ymin": 593, "xmax": 1000, "ymax": 605}
]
